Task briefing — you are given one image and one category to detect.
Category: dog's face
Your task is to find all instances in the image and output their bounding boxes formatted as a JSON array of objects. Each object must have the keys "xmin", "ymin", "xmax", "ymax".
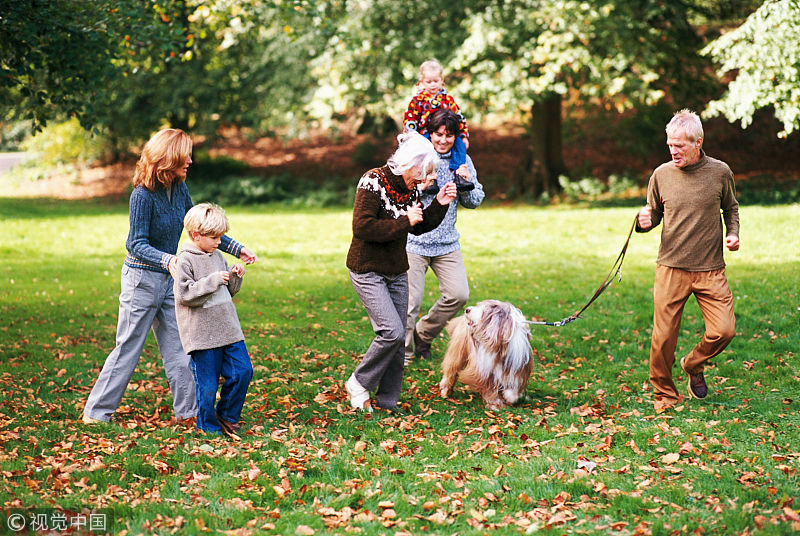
[{"xmin": 464, "ymin": 300, "xmax": 527, "ymax": 347}]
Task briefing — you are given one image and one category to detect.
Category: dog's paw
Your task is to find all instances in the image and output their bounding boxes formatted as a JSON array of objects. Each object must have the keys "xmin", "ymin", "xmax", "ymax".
[{"xmin": 439, "ymin": 381, "xmax": 450, "ymax": 398}]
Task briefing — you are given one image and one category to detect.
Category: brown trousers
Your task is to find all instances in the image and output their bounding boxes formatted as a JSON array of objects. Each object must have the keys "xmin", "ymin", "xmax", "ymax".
[{"xmin": 650, "ymin": 265, "xmax": 736, "ymax": 404}]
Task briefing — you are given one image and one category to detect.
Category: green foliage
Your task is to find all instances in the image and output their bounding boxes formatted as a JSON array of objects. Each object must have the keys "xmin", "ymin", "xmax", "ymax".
[
  {"xmin": 0, "ymin": 201, "xmax": 799, "ymax": 534},
  {"xmin": 558, "ymin": 174, "xmax": 638, "ymax": 203},
  {"xmin": 736, "ymin": 175, "xmax": 800, "ymax": 205},
  {"xmin": 187, "ymin": 153, "xmax": 351, "ymax": 207},
  {"xmin": 21, "ymin": 118, "xmax": 106, "ymax": 166},
  {"xmin": 702, "ymin": 0, "xmax": 800, "ymax": 137},
  {"xmin": 0, "ymin": 0, "xmax": 183, "ymax": 131}
]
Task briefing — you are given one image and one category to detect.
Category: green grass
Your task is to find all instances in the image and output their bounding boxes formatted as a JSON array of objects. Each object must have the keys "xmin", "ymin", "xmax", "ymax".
[{"xmin": 1, "ymin": 197, "xmax": 799, "ymax": 535}]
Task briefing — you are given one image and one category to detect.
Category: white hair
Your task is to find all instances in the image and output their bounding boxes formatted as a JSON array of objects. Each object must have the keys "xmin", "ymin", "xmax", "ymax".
[
  {"xmin": 387, "ymin": 131, "xmax": 440, "ymax": 177},
  {"xmin": 666, "ymin": 109, "xmax": 704, "ymax": 143}
]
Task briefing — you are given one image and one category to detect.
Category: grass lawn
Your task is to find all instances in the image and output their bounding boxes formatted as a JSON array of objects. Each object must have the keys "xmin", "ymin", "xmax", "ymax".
[{"xmin": 1, "ymin": 197, "xmax": 798, "ymax": 535}]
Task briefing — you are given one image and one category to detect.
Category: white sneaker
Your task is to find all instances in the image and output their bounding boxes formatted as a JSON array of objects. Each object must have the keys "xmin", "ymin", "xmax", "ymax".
[
  {"xmin": 345, "ymin": 373, "xmax": 373, "ymax": 412},
  {"xmin": 81, "ymin": 414, "xmax": 104, "ymax": 424}
]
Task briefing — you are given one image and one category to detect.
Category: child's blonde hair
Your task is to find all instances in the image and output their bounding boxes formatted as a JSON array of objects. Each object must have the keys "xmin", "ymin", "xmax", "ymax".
[
  {"xmin": 419, "ymin": 59, "xmax": 443, "ymax": 80},
  {"xmin": 184, "ymin": 203, "xmax": 230, "ymax": 237}
]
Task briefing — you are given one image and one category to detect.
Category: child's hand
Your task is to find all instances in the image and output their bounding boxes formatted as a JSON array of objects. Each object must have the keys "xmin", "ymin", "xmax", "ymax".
[
  {"xmin": 231, "ymin": 264, "xmax": 245, "ymax": 277},
  {"xmin": 219, "ymin": 270, "xmax": 231, "ymax": 283},
  {"xmin": 462, "ymin": 135, "xmax": 470, "ymax": 150}
]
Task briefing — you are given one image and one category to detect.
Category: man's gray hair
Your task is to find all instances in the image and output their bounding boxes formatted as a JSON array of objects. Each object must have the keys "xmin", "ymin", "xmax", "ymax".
[
  {"xmin": 387, "ymin": 131, "xmax": 440, "ymax": 177},
  {"xmin": 666, "ymin": 109, "xmax": 704, "ymax": 142}
]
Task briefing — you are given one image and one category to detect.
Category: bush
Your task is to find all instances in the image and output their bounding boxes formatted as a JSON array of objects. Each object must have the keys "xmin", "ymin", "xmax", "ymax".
[
  {"xmin": 558, "ymin": 174, "xmax": 639, "ymax": 203},
  {"xmin": 191, "ymin": 171, "xmax": 351, "ymax": 207},
  {"xmin": 21, "ymin": 118, "xmax": 106, "ymax": 166}
]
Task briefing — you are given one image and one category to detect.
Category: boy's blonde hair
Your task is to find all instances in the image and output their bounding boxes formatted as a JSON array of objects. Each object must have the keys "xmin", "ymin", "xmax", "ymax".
[
  {"xmin": 184, "ymin": 203, "xmax": 230, "ymax": 237},
  {"xmin": 133, "ymin": 128, "xmax": 192, "ymax": 191},
  {"xmin": 419, "ymin": 59, "xmax": 443, "ymax": 80}
]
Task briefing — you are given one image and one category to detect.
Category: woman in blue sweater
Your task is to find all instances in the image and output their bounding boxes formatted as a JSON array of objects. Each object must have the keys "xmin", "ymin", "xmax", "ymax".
[{"xmin": 82, "ymin": 129, "xmax": 257, "ymax": 424}]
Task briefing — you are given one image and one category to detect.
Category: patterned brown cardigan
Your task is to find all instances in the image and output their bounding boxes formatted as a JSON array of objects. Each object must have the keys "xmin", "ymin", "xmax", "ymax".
[{"xmin": 346, "ymin": 165, "xmax": 448, "ymax": 275}]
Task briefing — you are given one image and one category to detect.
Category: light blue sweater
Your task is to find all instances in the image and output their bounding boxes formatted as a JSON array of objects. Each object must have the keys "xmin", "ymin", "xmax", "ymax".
[{"xmin": 406, "ymin": 152, "xmax": 484, "ymax": 257}]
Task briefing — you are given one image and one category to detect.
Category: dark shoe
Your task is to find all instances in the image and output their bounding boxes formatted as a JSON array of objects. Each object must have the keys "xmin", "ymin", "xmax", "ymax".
[
  {"xmin": 216, "ymin": 412, "xmax": 242, "ymax": 437},
  {"xmin": 680, "ymin": 356, "xmax": 708, "ymax": 399},
  {"xmin": 413, "ymin": 327, "xmax": 432, "ymax": 360},
  {"xmin": 454, "ymin": 176, "xmax": 474, "ymax": 192},
  {"xmin": 376, "ymin": 405, "xmax": 408, "ymax": 416}
]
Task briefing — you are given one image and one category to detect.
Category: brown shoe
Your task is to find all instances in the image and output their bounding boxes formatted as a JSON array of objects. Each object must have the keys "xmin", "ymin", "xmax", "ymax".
[
  {"xmin": 413, "ymin": 327, "xmax": 432, "ymax": 360},
  {"xmin": 680, "ymin": 356, "xmax": 708, "ymax": 399},
  {"xmin": 216, "ymin": 413, "xmax": 241, "ymax": 437}
]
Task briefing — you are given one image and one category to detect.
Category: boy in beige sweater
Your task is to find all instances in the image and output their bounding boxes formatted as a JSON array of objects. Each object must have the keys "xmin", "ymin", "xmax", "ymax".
[{"xmin": 174, "ymin": 203, "xmax": 252, "ymax": 436}]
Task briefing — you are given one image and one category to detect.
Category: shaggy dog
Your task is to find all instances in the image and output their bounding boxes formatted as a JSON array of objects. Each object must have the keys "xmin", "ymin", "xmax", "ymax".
[{"xmin": 439, "ymin": 300, "xmax": 533, "ymax": 409}]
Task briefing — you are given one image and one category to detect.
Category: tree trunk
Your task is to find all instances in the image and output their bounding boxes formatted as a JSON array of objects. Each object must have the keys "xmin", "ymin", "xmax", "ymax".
[{"xmin": 514, "ymin": 93, "xmax": 568, "ymax": 198}]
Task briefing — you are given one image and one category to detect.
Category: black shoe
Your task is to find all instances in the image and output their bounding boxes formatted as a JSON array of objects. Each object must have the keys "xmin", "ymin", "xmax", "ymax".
[
  {"xmin": 454, "ymin": 176, "xmax": 474, "ymax": 192},
  {"xmin": 376, "ymin": 405, "xmax": 408, "ymax": 416},
  {"xmin": 413, "ymin": 327, "xmax": 432, "ymax": 360}
]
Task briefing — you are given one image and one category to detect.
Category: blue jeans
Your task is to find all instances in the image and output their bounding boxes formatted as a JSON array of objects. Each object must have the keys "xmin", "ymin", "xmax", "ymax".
[{"xmin": 189, "ymin": 340, "xmax": 253, "ymax": 433}]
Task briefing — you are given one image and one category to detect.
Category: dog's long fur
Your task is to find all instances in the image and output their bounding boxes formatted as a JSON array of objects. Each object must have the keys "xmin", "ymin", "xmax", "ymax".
[{"xmin": 439, "ymin": 300, "xmax": 533, "ymax": 409}]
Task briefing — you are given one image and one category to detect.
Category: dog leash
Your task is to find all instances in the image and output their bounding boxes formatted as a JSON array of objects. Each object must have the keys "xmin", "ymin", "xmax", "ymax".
[{"xmin": 526, "ymin": 216, "xmax": 638, "ymax": 327}]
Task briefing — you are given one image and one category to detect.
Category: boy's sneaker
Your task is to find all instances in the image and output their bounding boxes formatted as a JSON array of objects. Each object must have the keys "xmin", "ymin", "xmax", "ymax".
[
  {"xmin": 81, "ymin": 414, "xmax": 104, "ymax": 424},
  {"xmin": 413, "ymin": 328, "xmax": 432, "ymax": 360},
  {"xmin": 345, "ymin": 373, "xmax": 373, "ymax": 412},
  {"xmin": 680, "ymin": 356, "xmax": 708, "ymax": 399},
  {"xmin": 454, "ymin": 176, "xmax": 474, "ymax": 192}
]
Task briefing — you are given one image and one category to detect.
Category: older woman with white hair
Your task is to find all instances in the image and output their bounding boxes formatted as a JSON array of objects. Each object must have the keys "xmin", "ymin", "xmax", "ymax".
[{"xmin": 345, "ymin": 131, "xmax": 457, "ymax": 413}]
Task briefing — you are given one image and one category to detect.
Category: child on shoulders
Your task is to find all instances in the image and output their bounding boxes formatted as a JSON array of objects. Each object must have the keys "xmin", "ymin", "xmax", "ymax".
[
  {"xmin": 403, "ymin": 59, "xmax": 473, "ymax": 191},
  {"xmin": 174, "ymin": 203, "xmax": 253, "ymax": 437}
]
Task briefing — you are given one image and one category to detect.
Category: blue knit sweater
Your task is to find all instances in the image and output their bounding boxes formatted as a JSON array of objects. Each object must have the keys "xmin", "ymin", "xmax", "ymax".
[
  {"xmin": 406, "ymin": 152, "xmax": 484, "ymax": 257},
  {"xmin": 124, "ymin": 182, "xmax": 242, "ymax": 273}
]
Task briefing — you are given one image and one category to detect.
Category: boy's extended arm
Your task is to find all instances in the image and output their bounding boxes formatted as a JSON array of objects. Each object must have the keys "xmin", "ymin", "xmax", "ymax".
[{"xmin": 175, "ymin": 259, "xmax": 226, "ymax": 307}]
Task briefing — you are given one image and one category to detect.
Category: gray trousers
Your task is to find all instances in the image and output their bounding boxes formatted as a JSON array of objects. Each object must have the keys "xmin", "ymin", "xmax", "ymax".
[
  {"xmin": 348, "ymin": 270, "xmax": 408, "ymax": 408},
  {"xmin": 84, "ymin": 266, "xmax": 197, "ymax": 421},
  {"xmin": 405, "ymin": 250, "xmax": 470, "ymax": 358}
]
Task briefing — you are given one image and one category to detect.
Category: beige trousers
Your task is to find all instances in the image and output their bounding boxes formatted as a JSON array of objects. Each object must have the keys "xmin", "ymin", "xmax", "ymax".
[
  {"xmin": 650, "ymin": 265, "xmax": 736, "ymax": 404},
  {"xmin": 405, "ymin": 250, "xmax": 470, "ymax": 359}
]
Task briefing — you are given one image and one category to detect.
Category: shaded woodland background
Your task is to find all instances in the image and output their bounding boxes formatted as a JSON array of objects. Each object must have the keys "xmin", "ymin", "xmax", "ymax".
[{"xmin": 1, "ymin": 0, "xmax": 799, "ymax": 201}]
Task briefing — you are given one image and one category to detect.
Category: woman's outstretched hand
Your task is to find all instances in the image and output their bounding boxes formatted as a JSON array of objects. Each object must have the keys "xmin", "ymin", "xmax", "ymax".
[{"xmin": 239, "ymin": 247, "xmax": 258, "ymax": 264}]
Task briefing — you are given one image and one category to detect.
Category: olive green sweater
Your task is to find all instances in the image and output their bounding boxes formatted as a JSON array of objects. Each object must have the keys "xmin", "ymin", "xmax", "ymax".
[{"xmin": 638, "ymin": 151, "xmax": 740, "ymax": 271}]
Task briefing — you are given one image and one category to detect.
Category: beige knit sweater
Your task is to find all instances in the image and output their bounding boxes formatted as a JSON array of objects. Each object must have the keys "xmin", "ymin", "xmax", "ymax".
[
  {"xmin": 174, "ymin": 244, "xmax": 245, "ymax": 353},
  {"xmin": 638, "ymin": 151, "xmax": 740, "ymax": 271}
]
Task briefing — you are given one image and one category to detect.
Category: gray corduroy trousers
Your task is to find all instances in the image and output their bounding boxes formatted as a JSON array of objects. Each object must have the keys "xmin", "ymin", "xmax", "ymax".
[
  {"xmin": 348, "ymin": 270, "xmax": 408, "ymax": 409},
  {"xmin": 83, "ymin": 266, "xmax": 197, "ymax": 421}
]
